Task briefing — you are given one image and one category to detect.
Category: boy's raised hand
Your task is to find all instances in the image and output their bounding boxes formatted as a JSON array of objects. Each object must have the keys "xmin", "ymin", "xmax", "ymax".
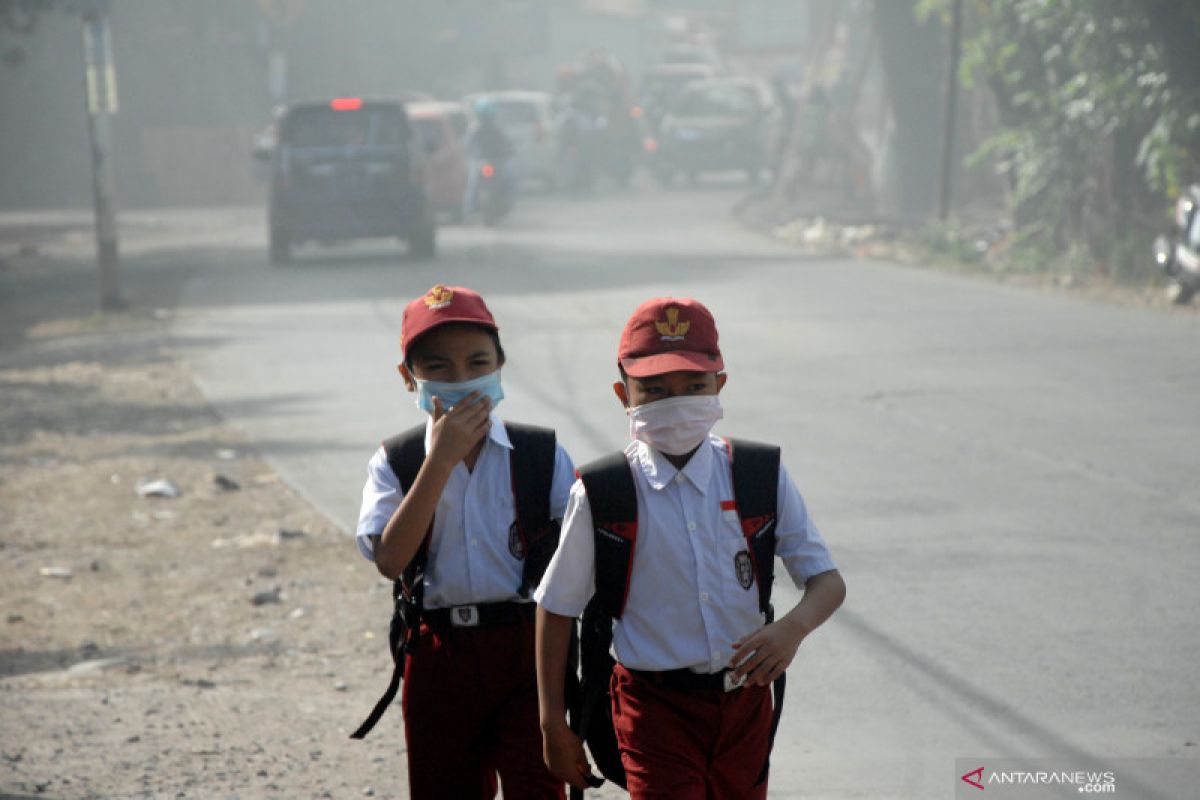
[{"xmin": 427, "ymin": 392, "xmax": 492, "ymax": 467}]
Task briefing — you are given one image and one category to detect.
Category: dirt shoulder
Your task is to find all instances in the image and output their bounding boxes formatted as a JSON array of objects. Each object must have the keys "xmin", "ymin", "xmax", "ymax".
[
  {"xmin": 734, "ymin": 194, "xmax": 1200, "ymax": 316},
  {"xmin": 0, "ymin": 241, "xmax": 409, "ymax": 798}
]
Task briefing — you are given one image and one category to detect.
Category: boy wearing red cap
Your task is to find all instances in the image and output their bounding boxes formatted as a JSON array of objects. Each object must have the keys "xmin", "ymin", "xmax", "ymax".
[
  {"xmin": 355, "ymin": 284, "xmax": 573, "ymax": 799},
  {"xmin": 534, "ymin": 297, "xmax": 846, "ymax": 799}
]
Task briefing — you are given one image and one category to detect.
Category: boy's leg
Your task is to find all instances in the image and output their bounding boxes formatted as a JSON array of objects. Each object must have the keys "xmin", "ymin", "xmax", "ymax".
[
  {"xmin": 609, "ymin": 664, "xmax": 716, "ymax": 800},
  {"xmin": 402, "ymin": 625, "xmax": 497, "ymax": 800},
  {"xmin": 484, "ymin": 615, "xmax": 565, "ymax": 800},
  {"xmin": 708, "ymin": 683, "xmax": 772, "ymax": 800}
]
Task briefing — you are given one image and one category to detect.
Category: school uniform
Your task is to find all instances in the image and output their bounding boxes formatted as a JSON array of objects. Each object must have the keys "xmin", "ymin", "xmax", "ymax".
[
  {"xmin": 358, "ymin": 412, "xmax": 574, "ymax": 800},
  {"xmin": 534, "ymin": 434, "xmax": 837, "ymax": 800}
]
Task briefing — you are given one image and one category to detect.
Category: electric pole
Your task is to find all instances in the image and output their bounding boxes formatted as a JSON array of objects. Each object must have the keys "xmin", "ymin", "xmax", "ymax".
[{"xmin": 81, "ymin": 0, "xmax": 122, "ymax": 310}]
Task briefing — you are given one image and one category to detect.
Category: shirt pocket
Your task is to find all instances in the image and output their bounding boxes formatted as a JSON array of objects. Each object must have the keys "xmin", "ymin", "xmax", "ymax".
[
  {"xmin": 719, "ymin": 503, "xmax": 746, "ymax": 541},
  {"xmin": 719, "ymin": 512, "xmax": 758, "ymax": 601}
]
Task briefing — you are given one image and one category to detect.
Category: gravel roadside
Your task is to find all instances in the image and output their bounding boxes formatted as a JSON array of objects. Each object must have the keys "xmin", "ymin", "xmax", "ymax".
[{"xmin": 0, "ymin": 237, "xmax": 409, "ymax": 798}]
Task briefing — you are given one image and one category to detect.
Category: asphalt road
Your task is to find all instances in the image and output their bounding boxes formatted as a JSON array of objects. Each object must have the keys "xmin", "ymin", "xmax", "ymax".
[{"xmin": 172, "ymin": 180, "xmax": 1200, "ymax": 798}]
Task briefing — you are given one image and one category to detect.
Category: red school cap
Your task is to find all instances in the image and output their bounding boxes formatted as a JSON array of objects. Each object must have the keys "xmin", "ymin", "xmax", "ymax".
[
  {"xmin": 618, "ymin": 296, "xmax": 723, "ymax": 378},
  {"xmin": 400, "ymin": 284, "xmax": 497, "ymax": 356}
]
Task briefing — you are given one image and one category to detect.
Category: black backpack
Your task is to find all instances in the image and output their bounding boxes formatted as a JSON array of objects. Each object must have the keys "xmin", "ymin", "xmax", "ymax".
[
  {"xmin": 350, "ymin": 422, "xmax": 560, "ymax": 739},
  {"xmin": 573, "ymin": 438, "xmax": 784, "ymax": 789}
]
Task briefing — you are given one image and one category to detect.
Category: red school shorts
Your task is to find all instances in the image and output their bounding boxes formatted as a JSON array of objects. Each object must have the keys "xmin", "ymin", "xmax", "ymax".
[
  {"xmin": 401, "ymin": 610, "xmax": 564, "ymax": 800},
  {"xmin": 610, "ymin": 662, "xmax": 773, "ymax": 800}
]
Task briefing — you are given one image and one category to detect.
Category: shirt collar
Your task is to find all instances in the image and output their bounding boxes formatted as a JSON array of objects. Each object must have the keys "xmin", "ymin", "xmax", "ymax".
[
  {"xmin": 424, "ymin": 412, "xmax": 510, "ymax": 453},
  {"xmin": 488, "ymin": 413, "xmax": 512, "ymax": 449},
  {"xmin": 630, "ymin": 436, "xmax": 715, "ymax": 494}
]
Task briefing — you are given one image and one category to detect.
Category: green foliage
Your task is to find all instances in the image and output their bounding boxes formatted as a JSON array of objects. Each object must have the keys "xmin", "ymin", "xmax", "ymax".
[
  {"xmin": 916, "ymin": 0, "xmax": 1200, "ymax": 278},
  {"xmin": 917, "ymin": 220, "xmax": 988, "ymax": 266}
]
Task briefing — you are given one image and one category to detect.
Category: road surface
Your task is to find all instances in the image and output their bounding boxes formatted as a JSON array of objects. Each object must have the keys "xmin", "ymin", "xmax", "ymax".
[{"xmin": 172, "ymin": 180, "xmax": 1200, "ymax": 798}]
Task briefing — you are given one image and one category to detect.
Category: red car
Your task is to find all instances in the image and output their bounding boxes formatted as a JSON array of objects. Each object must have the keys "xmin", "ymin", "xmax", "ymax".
[{"xmin": 407, "ymin": 102, "xmax": 469, "ymax": 222}]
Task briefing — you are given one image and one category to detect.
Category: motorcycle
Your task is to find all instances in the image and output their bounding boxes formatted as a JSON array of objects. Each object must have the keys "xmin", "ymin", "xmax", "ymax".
[
  {"xmin": 556, "ymin": 82, "xmax": 645, "ymax": 194},
  {"xmin": 474, "ymin": 160, "xmax": 514, "ymax": 226},
  {"xmin": 1153, "ymin": 184, "xmax": 1200, "ymax": 305}
]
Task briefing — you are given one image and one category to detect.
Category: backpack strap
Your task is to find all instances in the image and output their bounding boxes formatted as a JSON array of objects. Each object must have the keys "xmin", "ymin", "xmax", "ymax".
[
  {"xmin": 575, "ymin": 451, "xmax": 639, "ymax": 790},
  {"xmin": 505, "ymin": 422, "xmax": 560, "ymax": 597},
  {"xmin": 724, "ymin": 438, "xmax": 780, "ymax": 617},
  {"xmin": 578, "ymin": 452, "xmax": 639, "ymax": 620},
  {"xmin": 384, "ymin": 423, "xmax": 428, "ymax": 494},
  {"xmin": 350, "ymin": 425, "xmax": 428, "ymax": 740},
  {"xmin": 724, "ymin": 437, "xmax": 784, "ymax": 787},
  {"xmin": 383, "ymin": 424, "xmax": 434, "ymax": 603}
]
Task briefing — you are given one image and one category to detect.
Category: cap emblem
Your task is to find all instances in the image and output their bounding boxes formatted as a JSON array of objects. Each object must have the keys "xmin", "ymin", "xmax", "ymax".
[
  {"xmin": 655, "ymin": 307, "xmax": 690, "ymax": 341},
  {"xmin": 423, "ymin": 285, "xmax": 454, "ymax": 310}
]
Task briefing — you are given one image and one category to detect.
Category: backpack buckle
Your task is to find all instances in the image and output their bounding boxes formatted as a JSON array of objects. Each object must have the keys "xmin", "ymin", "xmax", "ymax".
[{"xmin": 450, "ymin": 605, "xmax": 480, "ymax": 627}]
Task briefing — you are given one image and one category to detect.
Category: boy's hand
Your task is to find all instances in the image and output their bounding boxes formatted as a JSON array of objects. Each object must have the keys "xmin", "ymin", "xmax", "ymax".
[
  {"xmin": 427, "ymin": 392, "xmax": 491, "ymax": 466},
  {"xmin": 731, "ymin": 571, "xmax": 846, "ymax": 687},
  {"xmin": 730, "ymin": 617, "xmax": 805, "ymax": 688},
  {"xmin": 542, "ymin": 720, "xmax": 602, "ymax": 790}
]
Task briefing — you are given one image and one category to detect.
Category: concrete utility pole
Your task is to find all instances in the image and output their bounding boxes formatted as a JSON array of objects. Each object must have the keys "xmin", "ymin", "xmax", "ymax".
[
  {"xmin": 938, "ymin": 0, "xmax": 963, "ymax": 221},
  {"xmin": 81, "ymin": 0, "xmax": 123, "ymax": 310}
]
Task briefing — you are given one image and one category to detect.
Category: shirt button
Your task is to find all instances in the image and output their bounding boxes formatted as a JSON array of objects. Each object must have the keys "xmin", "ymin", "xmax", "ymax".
[
  {"xmin": 712, "ymin": 650, "xmax": 721, "ymax": 661},
  {"xmin": 675, "ymin": 474, "xmax": 685, "ymax": 484},
  {"xmin": 687, "ymin": 521, "xmax": 697, "ymax": 531},
  {"xmin": 471, "ymin": 538, "xmax": 479, "ymax": 546},
  {"xmin": 700, "ymin": 592, "xmax": 709, "ymax": 602}
]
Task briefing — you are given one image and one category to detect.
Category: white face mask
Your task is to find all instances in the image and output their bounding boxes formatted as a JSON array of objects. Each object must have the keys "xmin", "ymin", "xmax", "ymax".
[{"xmin": 627, "ymin": 394, "xmax": 724, "ymax": 456}]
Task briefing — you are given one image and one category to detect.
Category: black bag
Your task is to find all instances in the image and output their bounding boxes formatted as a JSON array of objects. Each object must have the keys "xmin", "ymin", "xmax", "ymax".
[
  {"xmin": 573, "ymin": 439, "xmax": 782, "ymax": 788},
  {"xmin": 350, "ymin": 422, "xmax": 559, "ymax": 739}
]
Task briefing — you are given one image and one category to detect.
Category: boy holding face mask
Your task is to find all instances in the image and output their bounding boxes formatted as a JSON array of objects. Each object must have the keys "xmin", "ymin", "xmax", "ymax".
[
  {"xmin": 534, "ymin": 296, "xmax": 846, "ymax": 799},
  {"xmin": 354, "ymin": 284, "xmax": 573, "ymax": 799}
]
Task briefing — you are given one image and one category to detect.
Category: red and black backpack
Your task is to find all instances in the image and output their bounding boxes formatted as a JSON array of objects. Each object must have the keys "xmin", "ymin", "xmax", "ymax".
[{"xmin": 573, "ymin": 438, "xmax": 785, "ymax": 790}]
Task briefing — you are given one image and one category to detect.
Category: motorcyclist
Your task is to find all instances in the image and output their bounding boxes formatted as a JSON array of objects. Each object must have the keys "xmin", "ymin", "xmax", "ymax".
[
  {"xmin": 556, "ymin": 53, "xmax": 637, "ymax": 190},
  {"xmin": 463, "ymin": 97, "xmax": 515, "ymax": 220},
  {"xmin": 556, "ymin": 84, "xmax": 605, "ymax": 192}
]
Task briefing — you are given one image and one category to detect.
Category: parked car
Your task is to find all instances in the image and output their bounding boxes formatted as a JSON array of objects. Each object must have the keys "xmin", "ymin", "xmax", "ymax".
[
  {"xmin": 465, "ymin": 91, "xmax": 559, "ymax": 189},
  {"xmin": 406, "ymin": 101, "xmax": 469, "ymax": 221},
  {"xmin": 652, "ymin": 77, "xmax": 784, "ymax": 185},
  {"xmin": 259, "ymin": 98, "xmax": 435, "ymax": 262},
  {"xmin": 636, "ymin": 62, "xmax": 716, "ymax": 132}
]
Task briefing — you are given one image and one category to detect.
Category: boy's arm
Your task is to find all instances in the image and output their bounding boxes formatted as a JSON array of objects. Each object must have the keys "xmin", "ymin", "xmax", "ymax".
[
  {"xmin": 536, "ymin": 607, "xmax": 597, "ymax": 790},
  {"xmin": 373, "ymin": 393, "xmax": 491, "ymax": 579},
  {"xmin": 731, "ymin": 569, "xmax": 846, "ymax": 687}
]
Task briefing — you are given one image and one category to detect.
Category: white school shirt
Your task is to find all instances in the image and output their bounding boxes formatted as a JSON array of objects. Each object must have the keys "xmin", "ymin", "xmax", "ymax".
[
  {"xmin": 534, "ymin": 434, "xmax": 836, "ymax": 674},
  {"xmin": 356, "ymin": 413, "xmax": 575, "ymax": 609}
]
